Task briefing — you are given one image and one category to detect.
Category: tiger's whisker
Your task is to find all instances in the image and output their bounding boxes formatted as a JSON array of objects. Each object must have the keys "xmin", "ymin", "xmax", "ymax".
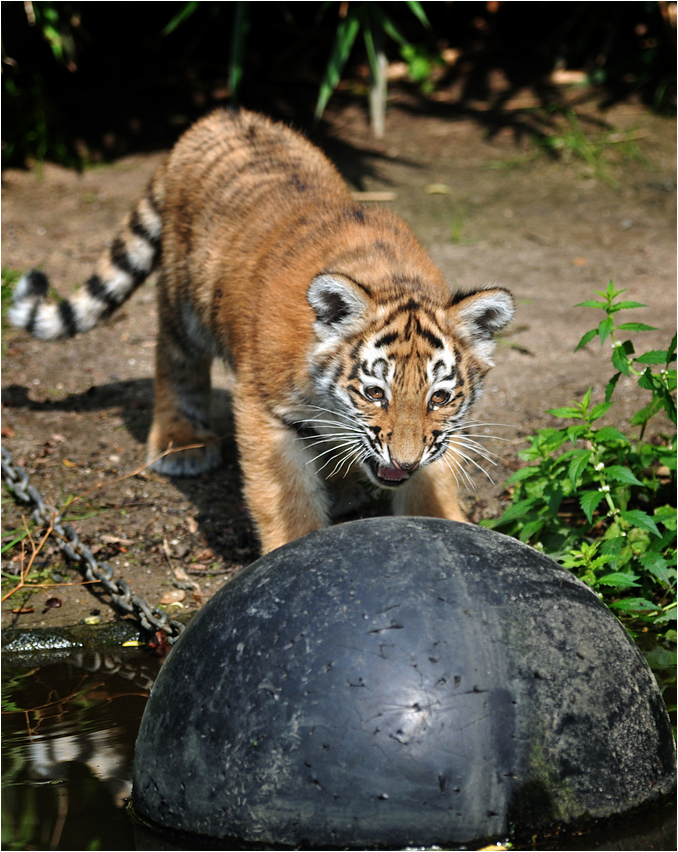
[
  {"xmin": 446, "ymin": 438, "xmax": 498, "ymax": 466},
  {"xmin": 297, "ymin": 431, "xmax": 363, "ymax": 450},
  {"xmin": 326, "ymin": 444, "xmax": 363, "ymax": 479},
  {"xmin": 440, "ymin": 452, "xmax": 471, "ymax": 490},
  {"xmin": 311, "ymin": 439, "xmax": 364, "ymax": 473},
  {"xmin": 445, "ymin": 445, "xmax": 495, "ymax": 484}
]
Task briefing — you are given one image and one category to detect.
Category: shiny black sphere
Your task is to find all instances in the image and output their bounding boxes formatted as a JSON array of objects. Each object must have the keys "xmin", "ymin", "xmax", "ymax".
[{"xmin": 133, "ymin": 518, "xmax": 675, "ymax": 849}]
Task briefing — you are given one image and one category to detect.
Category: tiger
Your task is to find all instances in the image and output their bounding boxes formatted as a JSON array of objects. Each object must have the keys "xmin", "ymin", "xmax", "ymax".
[{"xmin": 9, "ymin": 108, "xmax": 514, "ymax": 554}]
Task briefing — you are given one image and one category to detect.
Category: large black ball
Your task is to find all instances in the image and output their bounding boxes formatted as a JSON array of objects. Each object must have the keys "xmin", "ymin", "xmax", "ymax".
[{"xmin": 133, "ymin": 518, "xmax": 675, "ymax": 849}]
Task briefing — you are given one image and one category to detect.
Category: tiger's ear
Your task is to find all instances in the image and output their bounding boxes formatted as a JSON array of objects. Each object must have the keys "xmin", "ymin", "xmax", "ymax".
[
  {"xmin": 307, "ymin": 274, "xmax": 368, "ymax": 338},
  {"xmin": 452, "ymin": 287, "xmax": 514, "ymax": 365}
]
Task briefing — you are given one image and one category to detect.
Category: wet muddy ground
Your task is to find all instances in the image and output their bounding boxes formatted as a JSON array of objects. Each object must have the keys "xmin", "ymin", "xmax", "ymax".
[{"xmin": 2, "ymin": 96, "xmax": 676, "ymax": 634}]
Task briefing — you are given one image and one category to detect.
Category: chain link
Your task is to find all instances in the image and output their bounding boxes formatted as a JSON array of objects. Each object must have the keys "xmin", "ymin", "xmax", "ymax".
[{"xmin": 1, "ymin": 445, "xmax": 184, "ymax": 644}]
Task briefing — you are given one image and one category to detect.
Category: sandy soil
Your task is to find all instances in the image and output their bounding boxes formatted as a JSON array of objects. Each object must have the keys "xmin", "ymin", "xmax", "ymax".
[{"xmin": 2, "ymin": 98, "xmax": 676, "ymax": 634}]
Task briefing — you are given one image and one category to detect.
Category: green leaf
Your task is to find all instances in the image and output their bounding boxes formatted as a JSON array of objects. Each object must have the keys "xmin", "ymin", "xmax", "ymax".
[
  {"xmin": 605, "ymin": 371, "xmax": 622, "ymax": 402},
  {"xmin": 566, "ymin": 424, "xmax": 588, "ymax": 444},
  {"xmin": 653, "ymin": 445, "xmax": 677, "ymax": 470},
  {"xmin": 533, "ymin": 429, "xmax": 570, "ymax": 455},
  {"xmin": 611, "ymin": 344, "xmax": 632, "ymax": 375},
  {"xmin": 596, "ymin": 571, "xmax": 640, "ymax": 589},
  {"xmin": 638, "ymin": 366, "xmax": 660, "ymax": 391},
  {"xmin": 610, "ymin": 301, "xmax": 647, "ymax": 311},
  {"xmin": 362, "ymin": 18, "xmax": 379, "ymax": 79},
  {"xmin": 616, "ymin": 322, "xmax": 658, "ymax": 332},
  {"xmin": 405, "ymin": 0, "xmax": 431, "ymax": 29},
  {"xmin": 574, "ymin": 328, "xmax": 598, "ymax": 351},
  {"xmin": 228, "ymin": 1, "xmax": 251, "ymax": 103},
  {"xmin": 579, "ymin": 489, "xmax": 605, "ymax": 523},
  {"xmin": 629, "ymin": 399, "xmax": 662, "ymax": 427},
  {"xmin": 643, "ymin": 646, "xmax": 677, "ymax": 671},
  {"xmin": 519, "ymin": 519, "xmax": 544, "ymax": 542},
  {"xmin": 639, "ymin": 553, "xmax": 673, "ymax": 584},
  {"xmin": 590, "ymin": 401, "xmax": 612, "ymax": 421},
  {"xmin": 495, "ymin": 497, "xmax": 540, "ymax": 525},
  {"xmin": 548, "ymin": 406, "xmax": 581, "ymax": 419},
  {"xmin": 655, "ymin": 606, "xmax": 677, "ymax": 625},
  {"xmin": 604, "ymin": 280, "xmax": 622, "ymax": 299},
  {"xmin": 544, "ymin": 483, "xmax": 564, "ymax": 516},
  {"xmin": 1, "ymin": 530, "xmax": 30, "ymax": 554},
  {"xmin": 621, "ymin": 509, "xmax": 661, "ymax": 536},
  {"xmin": 635, "ymin": 349, "xmax": 670, "ymax": 365},
  {"xmin": 594, "ymin": 425, "xmax": 628, "ymax": 443},
  {"xmin": 598, "ymin": 317, "xmax": 614, "ymax": 343},
  {"xmin": 162, "ymin": 1, "xmax": 200, "ymax": 36},
  {"xmin": 604, "ymin": 465, "xmax": 643, "ymax": 486},
  {"xmin": 601, "ymin": 535, "xmax": 625, "ymax": 558},
  {"xmin": 369, "ymin": 3, "xmax": 407, "ymax": 46},
  {"xmin": 661, "ymin": 390, "xmax": 677, "ymax": 424},
  {"xmin": 505, "ymin": 465, "xmax": 539, "ymax": 485},
  {"xmin": 609, "ymin": 597, "xmax": 658, "ymax": 613},
  {"xmin": 315, "ymin": 14, "xmax": 361, "ymax": 120},
  {"xmin": 568, "ymin": 450, "xmax": 592, "ymax": 488},
  {"xmin": 574, "ymin": 300, "xmax": 607, "ymax": 310},
  {"xmin": 653, "ymin": 506, "xmax": 677, "ymax": 529}
]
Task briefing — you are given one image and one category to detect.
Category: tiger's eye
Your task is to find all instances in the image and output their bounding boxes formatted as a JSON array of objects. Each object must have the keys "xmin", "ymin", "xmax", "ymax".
[
  {"xmin": 430, "ymin": 389, "xmax": 451, "ymax": 407},
  {"xmin": 364, "ymin": 386, "xmax": 385, "ymax": 401}
]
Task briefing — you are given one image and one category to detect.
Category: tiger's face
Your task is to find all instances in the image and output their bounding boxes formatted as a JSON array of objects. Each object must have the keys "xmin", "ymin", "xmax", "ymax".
[{"xmin": 305, "ymin": 273, "xmax": 514, "ymax": 489}]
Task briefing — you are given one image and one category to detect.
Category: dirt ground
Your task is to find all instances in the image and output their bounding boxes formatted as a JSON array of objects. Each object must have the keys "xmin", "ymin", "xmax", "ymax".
[{"xmin": 2, "ymin": 97, "xmax": 676, "ymax": 636}]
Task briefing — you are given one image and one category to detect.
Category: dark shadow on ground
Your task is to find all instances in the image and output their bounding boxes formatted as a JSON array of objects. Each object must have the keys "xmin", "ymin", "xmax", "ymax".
[{"xmin": 1, "ymin": 381, "xmax": 260, "ymax": 561}]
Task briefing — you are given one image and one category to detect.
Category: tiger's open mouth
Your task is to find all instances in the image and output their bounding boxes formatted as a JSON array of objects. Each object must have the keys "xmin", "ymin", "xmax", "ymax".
[{"xmin": 366, "ymin": 459, "xmax": 411, "ymax": 488}]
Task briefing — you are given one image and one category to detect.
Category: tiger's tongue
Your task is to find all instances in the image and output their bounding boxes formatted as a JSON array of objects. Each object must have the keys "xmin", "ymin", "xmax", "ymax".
[{"xmin": 377, "ymin": 464, "xmax": 410, "ymax": 483}]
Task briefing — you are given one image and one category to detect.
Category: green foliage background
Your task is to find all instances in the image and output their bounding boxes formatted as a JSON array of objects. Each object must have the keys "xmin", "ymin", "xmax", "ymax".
[{"xmin": 2, "ymin": 1, "xmax": 675, "ymax": 167}]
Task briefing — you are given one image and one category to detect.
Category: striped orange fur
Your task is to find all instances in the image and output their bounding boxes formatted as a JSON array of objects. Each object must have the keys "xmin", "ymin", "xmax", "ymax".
[{"xmin": 10, "ymin": 109, "xmax": 514, "ymax": 553}]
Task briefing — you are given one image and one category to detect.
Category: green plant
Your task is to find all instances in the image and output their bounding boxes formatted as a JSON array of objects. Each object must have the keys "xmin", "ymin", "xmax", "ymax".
[
  {"xmin": 161, "ymin": 2, "xmax": 431, "ymax": 136},
  {"xmin": 162, "ymin": 1, "xmax": 250, "ymax": 107},
  {"xmin": 28, "ymin": 1, "xmax": 79, "ymax": 70},
  {"xmin": 1, "ymin": 268, "xmax": 21, "ymax": 317},
  {"xmin": 484, "ymin": 282, "xmax": 676, "ymax": 696},
  {"xmin": 315, "ymin": 1, "xmax": 430, "ymax": 135},
  {"xmin": 399, "ymin": 42, "xmax": 443, "ymax": 95},
  {"xmin": 2, "ymin": 269, "xmax": 22, "ymax": 355},
  {"xmin": 2, "ymin": 3, "xmax": 81, "ymax": 168},
  {"xmin": 533, "ymin": 107, "xmax": 646, "ymax": 187}
]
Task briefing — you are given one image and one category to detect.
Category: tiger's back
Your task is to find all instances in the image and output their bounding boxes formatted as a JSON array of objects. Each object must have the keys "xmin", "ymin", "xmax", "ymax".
[
  {"xmin": 158, "ymin": 111, "xmax": 448, "ymax": 374},
  {"xmin": 10, "ymin": 109, "xmax": 514, "ymax": 553}
]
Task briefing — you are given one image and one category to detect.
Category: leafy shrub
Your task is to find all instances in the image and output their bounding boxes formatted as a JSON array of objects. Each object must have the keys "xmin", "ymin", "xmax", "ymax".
[{"xmin": 484, "ymin": 282, "xmax": 676, "ymax": 699}]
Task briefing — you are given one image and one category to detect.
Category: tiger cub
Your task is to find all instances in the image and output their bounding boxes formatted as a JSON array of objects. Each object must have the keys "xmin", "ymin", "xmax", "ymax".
[{"xmin": 10, "ymin": 109, "xmax": 514, "ymax": 553}]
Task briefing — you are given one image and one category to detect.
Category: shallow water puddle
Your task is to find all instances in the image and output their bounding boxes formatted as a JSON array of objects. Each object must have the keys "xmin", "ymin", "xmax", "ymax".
[{"xmin": 2, "ymin": 651, "xmax": 159, "ymax": 851}]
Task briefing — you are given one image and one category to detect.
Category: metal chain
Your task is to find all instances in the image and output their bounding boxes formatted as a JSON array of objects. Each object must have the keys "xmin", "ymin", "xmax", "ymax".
[{"xmin": 1, "ymin": 445, "xmax": 184, "ymax": 644}]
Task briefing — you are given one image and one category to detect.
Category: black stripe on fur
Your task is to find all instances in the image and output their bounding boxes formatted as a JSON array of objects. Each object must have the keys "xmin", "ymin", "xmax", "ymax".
[
  {"xmin": 110, "ymin": 237, "xmax": 148, "ymax": 284},
  {"xmin": 86, "ymin": 274, "xmax": 119, "ymax": 317},
  {"xmin": 26, "ymin": 300, "xmax": 41, "ymax": 335},
  {"xmin": 24, "ymin": 269, "xmax": 50, "ymax": 298},
  {"xmin": 58, "ymin": 300, "xmax": 78, "ymax": 337},
  {"xmin": 129, "ymin": 208, "xmax": 160, "ymax": 249}
]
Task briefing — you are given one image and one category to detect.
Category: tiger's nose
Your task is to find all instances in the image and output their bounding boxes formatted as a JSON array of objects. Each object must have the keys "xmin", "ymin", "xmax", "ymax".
[{"xmin": 392, "ymin": 458, "xmax": 420, "ymax": 472}]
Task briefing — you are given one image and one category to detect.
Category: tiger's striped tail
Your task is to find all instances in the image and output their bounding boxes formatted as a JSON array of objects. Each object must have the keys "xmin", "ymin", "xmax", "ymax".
[{"xmin": 9, "ymin": 173, "xmax": 164, "ymax": 341}]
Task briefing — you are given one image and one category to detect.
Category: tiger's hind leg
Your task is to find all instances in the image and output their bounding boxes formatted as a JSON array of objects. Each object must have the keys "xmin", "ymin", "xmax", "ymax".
[{"xmin": 147, "ymin": 289, "xmax": 221, "ymax": 476}]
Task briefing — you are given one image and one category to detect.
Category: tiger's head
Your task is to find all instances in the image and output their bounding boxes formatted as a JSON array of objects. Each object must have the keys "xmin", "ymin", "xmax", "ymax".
[{"xmin": 305, "ymin": 273, "xmax": 514, "ymax": 489}]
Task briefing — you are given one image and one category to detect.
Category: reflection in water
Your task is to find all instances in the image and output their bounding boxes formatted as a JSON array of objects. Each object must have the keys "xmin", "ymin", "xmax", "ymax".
[
  {"xmin": 24, "ymin": 721, "xmax": 132, "ymax": 807},
  {"xmin": 2, "ymin": 650, "xmax": 675, "ymax": 851},
  {"xmin": 2, "ymin": 650, "xmax": 160, "ymax": 851}
]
